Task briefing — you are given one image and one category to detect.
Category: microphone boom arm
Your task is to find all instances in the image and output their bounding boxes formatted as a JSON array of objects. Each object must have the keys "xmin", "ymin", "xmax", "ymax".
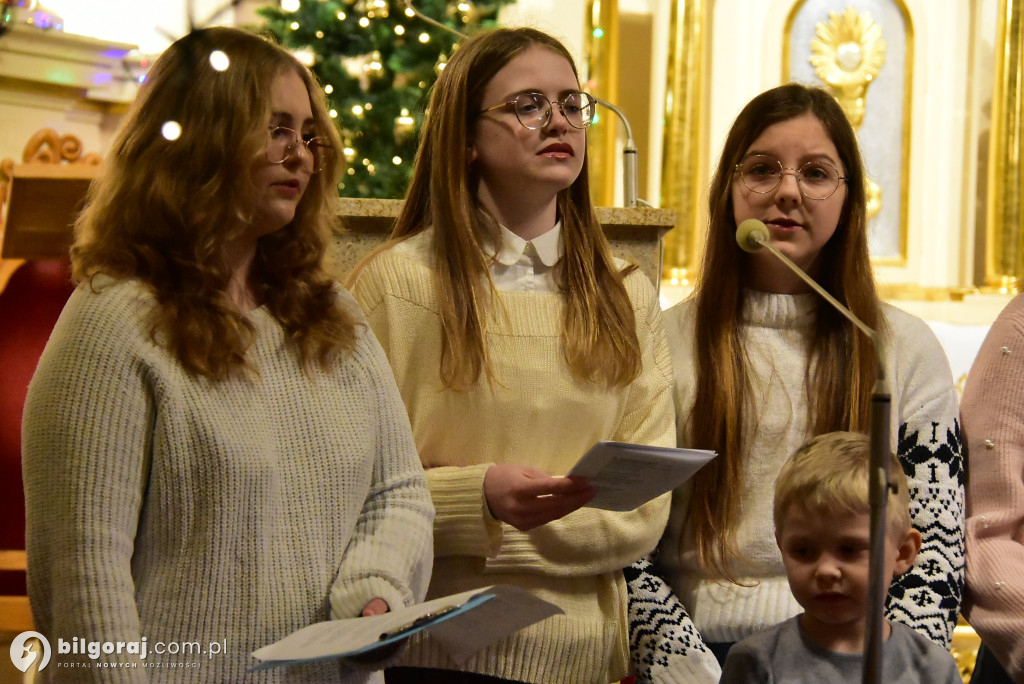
[
  {"xmin": 594, "ymin": 97, "xmax": 639, "ymax": 208},
  {"xmin": 736, "ymin": 219, "xmax": 891, "ymax": 684}
]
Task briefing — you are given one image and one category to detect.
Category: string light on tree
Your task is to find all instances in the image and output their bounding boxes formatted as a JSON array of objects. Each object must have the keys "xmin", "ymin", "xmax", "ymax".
[{"xmin": 259, "ymin": 0, "xmax": 514, "ymax": 198}]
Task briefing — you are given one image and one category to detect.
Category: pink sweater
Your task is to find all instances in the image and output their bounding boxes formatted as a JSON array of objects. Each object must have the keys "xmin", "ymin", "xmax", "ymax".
[{"xmin": 962, "ymin": 293, "xmax": 1024, "ymax": 680}]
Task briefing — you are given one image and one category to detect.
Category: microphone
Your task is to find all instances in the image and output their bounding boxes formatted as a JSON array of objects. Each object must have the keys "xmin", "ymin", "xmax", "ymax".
[
  {"xmin": 594, "ymin": 97, "xmax": 641, "ymax": 208},
  {"xmin": 735, "ymin": 218, "xmax": 892, "ymax": 684},
  {"xmin": 736, "ymin": 218, "xmax": 768, "ymax": 253}
]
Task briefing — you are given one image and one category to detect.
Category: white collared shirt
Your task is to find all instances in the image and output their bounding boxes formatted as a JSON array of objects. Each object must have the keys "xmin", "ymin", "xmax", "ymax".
[{"xmin": 488, "ymin": 221, "xmax": 563, "ymax": 293}]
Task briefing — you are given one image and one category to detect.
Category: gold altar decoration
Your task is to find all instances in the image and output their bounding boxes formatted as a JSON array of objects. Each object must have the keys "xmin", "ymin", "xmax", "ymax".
[
  {"xmin": 585, "ymin": 0, "xmax": 621, "ymax": 208},
  {"xmin": 984, "ymin": 0, "xmax": 1024, "ymax": 292},
  {"xmin": 810, "ymin": 7, "xmax": 886, "ymax": 219},
  {"xmin": 661, "ymin": 0, "xmax": 711, "ymax": 284}
]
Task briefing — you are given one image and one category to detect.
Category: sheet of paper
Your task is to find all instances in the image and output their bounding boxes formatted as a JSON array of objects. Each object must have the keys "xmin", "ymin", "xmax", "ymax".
[
  {"xmin": 418, "ymin": 585, "xmax": 563, "ymax": 663},
  {"xmin": 567, "ymin": 441, "xmax": 717, "ymax": 511},
  {"xmin": 249, "ymin": 585, "xmax": 561, "ymax": 670}
]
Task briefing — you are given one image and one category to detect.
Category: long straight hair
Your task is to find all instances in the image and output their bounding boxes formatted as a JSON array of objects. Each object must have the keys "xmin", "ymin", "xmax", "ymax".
[
  {"xmin": 685, "ymin": 83, "xmax": 880, "ymax": 579},
  {"xmin": 73, "ymin": 27, "xmax": 355, "ymax": 379},
  {"xmin": 354, "ymin": 27, "xmax": 640, "ymax": 390}
]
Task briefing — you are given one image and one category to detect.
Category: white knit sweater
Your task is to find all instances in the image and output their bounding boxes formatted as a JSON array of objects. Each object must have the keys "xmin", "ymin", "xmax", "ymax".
[
  {"xmin": 659, "ymin": 291, "xmax": 964, "ymax": 648},
  {"xmin": 22, "ymin": 278, "xmax": 434, "ymax": 683}
]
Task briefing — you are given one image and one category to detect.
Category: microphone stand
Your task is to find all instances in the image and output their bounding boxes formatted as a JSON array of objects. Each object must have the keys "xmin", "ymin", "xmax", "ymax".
[
  {"xmin": 594, "ymin": 97, "xmax": 639, "ymax": 208},
  {"xmin": 736, "ymin": 220, "xmax": 890, "ymax": 684}
]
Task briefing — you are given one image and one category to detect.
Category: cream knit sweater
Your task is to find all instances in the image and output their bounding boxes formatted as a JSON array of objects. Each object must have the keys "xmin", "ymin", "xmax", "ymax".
[
  {"xmin": 348, "ymin": 230, "xmax": 675, "ymax": 684},
  {"xmin": 659, "ymin": 291, "xmax": 964, "ymax": 649},
  {"xmin": 22, "ymin": 278, "xmax": 434, "ymax": 683}
]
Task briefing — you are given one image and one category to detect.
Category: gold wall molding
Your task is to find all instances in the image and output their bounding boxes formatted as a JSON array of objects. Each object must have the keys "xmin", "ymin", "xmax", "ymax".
[
  {"xmin": 984, "ymin": 0, "xmax": 1024, "ymax": 292},
  {"xmin": 585, "ymin": 0, "xmax": 621, "ymax": 208},
  {"xmin": 661, "ymin": 0, "xmax": 712, "ymax": 283}
]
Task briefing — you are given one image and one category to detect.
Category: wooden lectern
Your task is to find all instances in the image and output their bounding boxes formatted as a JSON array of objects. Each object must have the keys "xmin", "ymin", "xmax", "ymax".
[{"xmin": 328, "ymin": 198, "xmax": 674, "ymax": 289}]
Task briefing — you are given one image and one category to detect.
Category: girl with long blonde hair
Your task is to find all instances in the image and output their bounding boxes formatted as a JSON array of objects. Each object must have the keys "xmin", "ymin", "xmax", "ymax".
[{"xmin": 348, "ymin": 26, "xmax": 675, "ymax": 684}]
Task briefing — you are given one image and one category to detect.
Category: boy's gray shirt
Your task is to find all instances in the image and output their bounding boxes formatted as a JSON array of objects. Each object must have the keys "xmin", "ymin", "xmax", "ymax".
[{"xmin": 720, "ymin": 616, "xmax": 961, "ymax": 683}]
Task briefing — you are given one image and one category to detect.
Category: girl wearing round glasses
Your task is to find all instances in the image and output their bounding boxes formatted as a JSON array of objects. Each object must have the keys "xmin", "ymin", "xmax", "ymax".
[
  {"xmin": 348, "ymin": 27, "xmax": 675, "ymax": 684},
  {"xmin": 22, "ymin": 27, "xmax": 433, "ymax": 681},
  {"xmin": 655, "ymin": 83, "xmax": 963, "ymax": 663}
]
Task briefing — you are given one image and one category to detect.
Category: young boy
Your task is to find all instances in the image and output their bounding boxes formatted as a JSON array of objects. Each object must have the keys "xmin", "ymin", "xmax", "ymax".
[{"xmin": 720, "ymin": 431, "xmax": 961, "ymax": 683}]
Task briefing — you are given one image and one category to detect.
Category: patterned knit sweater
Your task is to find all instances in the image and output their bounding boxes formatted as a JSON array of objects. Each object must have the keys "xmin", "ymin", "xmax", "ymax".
[
  {"xmin": 348, "ymin": 230, "xmax": 675, "ymax": 684},
  {"xmin": 22, "ymin": 278, "xmax": 435, "ymax": 683},
  {"xmin": 659, "ymin": 291, "xmax": 964, "ymax": 648},
  {"xmin": 962, "ymin": 293, "xmax": 1024, "ymax": 681}
]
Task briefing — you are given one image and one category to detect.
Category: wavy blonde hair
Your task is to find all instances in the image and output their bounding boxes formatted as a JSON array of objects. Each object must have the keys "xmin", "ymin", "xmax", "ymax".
[
  {"xmin": 774, "ymin": 431, "xmax": 912, "ymax": 540},
  {"xmin": 73, "ymin": 27, "xmax": 355, "ymax": 380},
  {"xmin": 685, "ymin": 83, "xmax": 882, "ymax": 580},
  {"xmin": 351, "ymin": 27, "xmax": 640, "ymax": 390}
]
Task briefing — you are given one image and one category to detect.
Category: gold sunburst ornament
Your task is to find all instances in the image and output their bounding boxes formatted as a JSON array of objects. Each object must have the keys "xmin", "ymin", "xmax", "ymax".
[
  {"xmin": 810, "ymin": 7, "xmax": 886, "ymax": 128},
  {"xmin": 810, "ymin": 7, "xmax": 887, "ymax": 218}
]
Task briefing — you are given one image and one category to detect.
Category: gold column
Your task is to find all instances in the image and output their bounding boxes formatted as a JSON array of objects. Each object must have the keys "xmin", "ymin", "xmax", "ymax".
[
  {"xmin": 661, "ymin": 0, "xmax": 711, "ymax": 284},
  {"xmin": 985, "ymin": 0, "xmax": 1024, "ymax": 291},
  {"xmin": 585, "ymin": 0, "xmax": 621, "ymax": 207}
]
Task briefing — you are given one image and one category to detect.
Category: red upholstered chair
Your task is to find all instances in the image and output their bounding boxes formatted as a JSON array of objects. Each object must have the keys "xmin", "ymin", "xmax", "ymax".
[
  {"xmin": 0, "ymin": 260, "xmax": 74, "ymax": 630},
  {"xmin": 0, "ymin": 129, "xmax": 98, "ymax": 632}
]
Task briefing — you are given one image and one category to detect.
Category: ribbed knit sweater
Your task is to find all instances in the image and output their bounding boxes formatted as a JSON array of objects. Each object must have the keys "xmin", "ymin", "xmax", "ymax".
[
  {"xmin": 962, "ymin": 293, "xmax": 1024, "ymax": 681},
  {"xmin": 22, "ymin": 278, "xmax": 435, "ymax": 683},
  {"xmin": 348, "ymin": 230, "xmax": 675, "ymax": 684},
  {"xmin": 659, "ymin": 291, "xmax": 964, "ymax": 648}
]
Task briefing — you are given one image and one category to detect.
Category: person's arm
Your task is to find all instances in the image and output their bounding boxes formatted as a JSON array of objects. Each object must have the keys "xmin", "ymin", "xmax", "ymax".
[
  {"xmin": 479, "ymin": 273, "xmax": 675, "ymax": 576},
  {"xmin": 329, "ymin": 296, "xmax": 434, "ymax": 620},
  {"xmin": 627, "ymin": 556, "xmax": 722, "ymax": 683},
  {"xmin": 885, "ymin": 312, "xmax": 964, "ymax": 649},
  {"xmin": 961, "ymin": 295, "xmax": 1024, "ymax": 681},
  {"xmin": 23, "ymin": 287, "xmax": 152, "ymax": 682},
  {"xmin": 348, "ymin": 257, "xmax": 618, "ymax": 567}
]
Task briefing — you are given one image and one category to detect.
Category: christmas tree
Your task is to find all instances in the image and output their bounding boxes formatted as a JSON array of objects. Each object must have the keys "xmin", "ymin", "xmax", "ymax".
[{"xmin": 258, "ymin": 0, "xmax": 514, "ymax": 198}]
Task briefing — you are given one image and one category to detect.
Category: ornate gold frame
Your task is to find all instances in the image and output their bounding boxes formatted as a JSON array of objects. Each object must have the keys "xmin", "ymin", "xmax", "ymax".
[
  {"xmin": 783, "ymin": 0, "xmax": 914, "ymax": 267},
  {"xmin": 984, "ymin": 0, "xmax": 1024, "ymax": 292},
  {"xmin": 660, "ymin": 0, "xmax": 712, "ymax": 283}
]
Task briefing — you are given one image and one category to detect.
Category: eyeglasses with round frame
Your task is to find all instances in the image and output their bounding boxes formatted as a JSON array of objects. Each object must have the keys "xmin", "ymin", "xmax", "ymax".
[
  {"xmin": 478, "ymin": 91, "xmax": 597, "ymax": 130},
  {"xmin": 266, "ymin": 126, "xmax": 332, "ymax": 174},
  {"xmin": 734, "ymin": 154, "xmax": 847, "ymax": 201}
]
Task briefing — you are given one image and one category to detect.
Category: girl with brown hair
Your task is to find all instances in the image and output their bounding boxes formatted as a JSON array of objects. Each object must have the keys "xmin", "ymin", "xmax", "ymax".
[
  {"xmin": 23, "ymin": 27, "xmax": 433, "ymax": 682},
  {"xmin": 657, "ymin": 83, "xmax": 963, "ymax": 664}
]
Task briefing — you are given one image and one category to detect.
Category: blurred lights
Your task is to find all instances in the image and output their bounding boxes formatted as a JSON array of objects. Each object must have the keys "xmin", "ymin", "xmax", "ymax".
[
  {"xmin": 324, "ymin": 84, "xmax": 333, "ymax": 94},
  {"xmin": 292, "ymin": 48, "xmax": 316, "ymax": 66},
  {"xmin": 290, "ymin": 21, "xmax": 300, "ymax": 30},
  {"xmin": 161, "ymin": 121, "xmax": 182, "ymax": 141},
  {"xmin": 280, "ymin": 0, "xmax": 300, "ymax": 11},
  {"xmin": 392, "ymin": 156, "xmax": 402, "ymax": 165},
  {"xmin": 359, "ymin": 17, "xmax": 369, "ymax": 27},
  {"xmin": 394, "ymin": 25, "xmax": 405, "ymax": 35},
  {"xmin": 208, "ymin": 50, "xmax": 230, "ymax": 71},
  {"xmin": 336, "ymin": 10, "xmax": 346, "ymax": 20},
  {"xmin": 418, "ymin": 33, "xmax": 430, "ymax": 43}
]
